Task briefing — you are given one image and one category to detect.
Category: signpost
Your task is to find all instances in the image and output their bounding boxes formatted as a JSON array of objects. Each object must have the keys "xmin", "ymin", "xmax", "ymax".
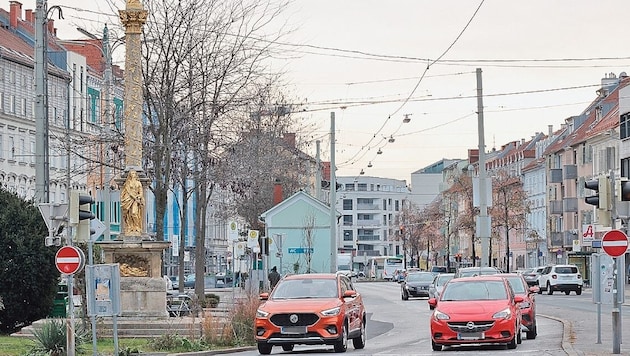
[
  {"xmin": 55, "ymin": 246, "xmax": 84, "ymax": 275},
  {"xmin": 601, "ymin": 229, "xmax": 628, "ymax": 354}
]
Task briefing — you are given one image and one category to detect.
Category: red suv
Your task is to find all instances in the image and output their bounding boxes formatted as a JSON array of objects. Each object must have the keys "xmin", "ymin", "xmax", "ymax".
[{"xmin": 255, "ymin": 273, "xmax": 366, "ymax": 354}]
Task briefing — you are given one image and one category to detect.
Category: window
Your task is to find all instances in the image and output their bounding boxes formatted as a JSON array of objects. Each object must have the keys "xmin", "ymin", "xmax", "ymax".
[
  {"xmin": 345, "ymin": 183, "xmax": 355, "ymax": 191},
  {"xmin": 343, "ymin": 230, "xmax": 353, "ymax": 241},
  {"xmin": 21, "ymin": 98, "xmax": 26, "ymax": 116},
  {"xmin": 357, "ymin": 183, "xmax": 367, "ymax": 191},
  {"xmin": 343, "ymin": 215, "xmax": 353, "ymax": 225},
  {"xmin": 9, "ymin": 71, "xmax": 15, "ymax": 84},
  {"xmin": 343, "ymin": 199, "xmax": 353, "ymax": 210},
  {"xmin": 9, "ymin": 95, "xmax": 15, "ymax": 113},
  {"xmin": 0, "ymin": 134, "xmax": 3, "ymax": 158},
  {"xmin": 621, "ymin": 112, "xmax": 630, "ymax": 140}
]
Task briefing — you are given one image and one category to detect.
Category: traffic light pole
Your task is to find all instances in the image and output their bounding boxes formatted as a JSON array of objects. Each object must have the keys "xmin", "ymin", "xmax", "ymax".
[{"xmin": 609, "ymin": 171, "xmax": 621, "ymax": 354}]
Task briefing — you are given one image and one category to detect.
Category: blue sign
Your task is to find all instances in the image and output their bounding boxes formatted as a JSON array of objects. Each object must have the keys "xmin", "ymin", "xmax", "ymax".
[
  {"xmin": 288, "ymin": 247, "xmax": 314, "ymax": 254},
  {"xmin": 592, "ymin": 240, "xmax": 602, "ymax": 248}
]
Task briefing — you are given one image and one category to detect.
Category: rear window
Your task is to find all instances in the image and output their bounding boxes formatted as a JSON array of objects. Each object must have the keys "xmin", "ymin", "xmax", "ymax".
[{"xmin": 555, "ymin": 266, "xmax": 578, "ymax": 274}]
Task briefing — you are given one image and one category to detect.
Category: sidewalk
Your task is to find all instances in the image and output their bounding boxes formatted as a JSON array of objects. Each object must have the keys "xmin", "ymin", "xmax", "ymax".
[{"xmin": 549, "ymin": 282, "xmax": 630, "ymax": 356}]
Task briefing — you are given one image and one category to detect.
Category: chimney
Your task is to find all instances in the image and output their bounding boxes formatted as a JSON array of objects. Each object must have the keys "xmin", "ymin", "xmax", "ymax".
[
  {"xmin": 283, "ymin": 133, "xmax": 296, "ymax": 148},
  {"xmin": 548, "ymin": 125, "xmax": 553, "ymax": 137},
  {"xmin": 273, "ymin": 179, "xmax": 283, "ymax": 205},
  {"xmin": 25, "ymin": 9, "xmax": 33, "ymax": 24},
  {"xmin": 47, "ymin": 19, "xmax": 56, "ymax": 36},
  {"xmin": 9, "ymin": 1, "xmax": 22, "ymax": 29}
]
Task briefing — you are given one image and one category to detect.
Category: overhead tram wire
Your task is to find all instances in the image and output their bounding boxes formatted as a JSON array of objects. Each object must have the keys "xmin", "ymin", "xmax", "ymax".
[{"xmin": 339, "ymin": 0, "xmax": 485, "ymax": 168}]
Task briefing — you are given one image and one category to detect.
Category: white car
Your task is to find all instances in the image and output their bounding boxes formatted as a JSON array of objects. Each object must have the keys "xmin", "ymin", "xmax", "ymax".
[{"xmin": 537, "ymin": 264, "xmax": 583, "ymax": 295}]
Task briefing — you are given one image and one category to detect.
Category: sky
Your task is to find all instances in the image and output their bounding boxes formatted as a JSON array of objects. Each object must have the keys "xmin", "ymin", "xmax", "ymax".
[{"xmin": 9, "ymin": 0, "xmax": 630, "ymax": 183}]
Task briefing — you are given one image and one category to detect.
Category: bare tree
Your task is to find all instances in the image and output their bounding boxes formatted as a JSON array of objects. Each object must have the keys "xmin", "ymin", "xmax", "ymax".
[{"xmin": 489, "ymin": 170, "xmax": 529, "ymax": 272}]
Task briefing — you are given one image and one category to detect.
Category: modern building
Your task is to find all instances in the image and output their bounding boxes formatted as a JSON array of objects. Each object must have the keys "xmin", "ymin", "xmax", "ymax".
[{"xmin": 334, "ymin": 175, "xmax": 410, "ymax": 270}]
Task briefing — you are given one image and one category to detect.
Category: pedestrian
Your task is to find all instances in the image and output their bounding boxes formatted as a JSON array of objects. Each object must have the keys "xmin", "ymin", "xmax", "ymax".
[{"xmin": 268, "ymin": 266, "xmax": 281, "ymax": 290}]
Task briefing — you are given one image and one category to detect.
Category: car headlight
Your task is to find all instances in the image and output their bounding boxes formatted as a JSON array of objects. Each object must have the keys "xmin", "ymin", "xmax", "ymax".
[
  {"xmin": 321, "ymin": 306, "xmax": 341, "ymax": 316},
  {"xmin": 433, "ymin": 309, "xmax": 450, "ymax": 320},
  {"xmin": 492, "ymin": 308, "xmax": 511, "ymax": 320},
  {"xmin": 519, "ymin": 301, "xmax": 531, "ymax": 309},
  {"xmin": 256, "ymin": 309, "xmax": 269, "ymax": 318}
]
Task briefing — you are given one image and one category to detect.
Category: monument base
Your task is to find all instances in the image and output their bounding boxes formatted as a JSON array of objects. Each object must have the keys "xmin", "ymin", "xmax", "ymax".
[{"xmin": 97, "ymin": 240, "xmax": 171, "ymax": 318}]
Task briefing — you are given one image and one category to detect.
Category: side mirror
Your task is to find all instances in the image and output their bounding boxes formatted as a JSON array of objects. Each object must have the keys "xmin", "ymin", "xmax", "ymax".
[
  {"xmin": 529, "ymin": 286, "xmax": 540, "ymax": 294},
  {"xmin": 428, "ymin": 297, "xmax": 437, "ymax": 308},
  {"xmin": 514, "ymin": 295, "xmax": 524, "ymax": 303},
  {"xmin": 343, "ymin": 290, "xmax": 357, "ymax": 298},
  {"xmin": 259, "ymin": 292, "xmax": 269, "ymax": 301}
]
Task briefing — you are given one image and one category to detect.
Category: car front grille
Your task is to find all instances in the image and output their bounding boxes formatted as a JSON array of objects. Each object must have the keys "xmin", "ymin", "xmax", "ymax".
[
  {"xmin": 447, "ymin": 320, "xmax": 495, "ymax": 333},
  {"xmin": 270, "ymin": 313, "xmax": 319, "ymax": 327}
]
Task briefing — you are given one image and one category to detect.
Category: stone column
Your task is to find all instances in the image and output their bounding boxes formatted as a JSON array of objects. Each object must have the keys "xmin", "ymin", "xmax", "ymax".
[{"xmin": 96, "ymin": 0, "xmax": 170, "ymax": 318}]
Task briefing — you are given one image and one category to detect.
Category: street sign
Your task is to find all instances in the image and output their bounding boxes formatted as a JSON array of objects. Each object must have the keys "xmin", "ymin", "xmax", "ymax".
[
  {"xmin": 288, "ymin": 247, "xmax": 314, "ymax": 254},
  {"xmin": 55, "ymin": 246, "xmax": 85, "ymax": 274},
  {"xmin": 601, "ymin": 230, "xmax": 629, "ymax": 258},
  {"xmin": 90, "ymin": 218, "xmax": 106, "ymax": 242}
]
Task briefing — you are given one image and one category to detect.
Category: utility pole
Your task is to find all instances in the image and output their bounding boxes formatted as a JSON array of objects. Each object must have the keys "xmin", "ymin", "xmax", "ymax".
[
  {"xmin": 35, "ymin": 0, "xmax": 49, "ymax": 203},
  {"xmin": 330, "ymin": 112, "xmax": 337, "ymax": 273},
  {"xmin": 476, "ymin": 68, "xmax": 491, "ymax": 267}
]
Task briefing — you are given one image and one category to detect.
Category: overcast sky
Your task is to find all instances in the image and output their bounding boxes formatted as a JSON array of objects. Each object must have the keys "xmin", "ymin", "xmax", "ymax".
[{"xmin": 12, "ymin": 0, "xmax": 630, "ymax": 183}]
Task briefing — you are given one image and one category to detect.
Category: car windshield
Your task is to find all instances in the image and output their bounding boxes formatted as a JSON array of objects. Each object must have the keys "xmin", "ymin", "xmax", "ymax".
[
  {"xmin": 504, "ymin": 276, "xmax": 527, "ymax": 294},
  {"xmin": 458, "ymin": 268, "xmax": 499, "ymax": 278},
  {"xmin": 441, "ymin": 280, "xmax": 508, "ymax": 301},
  {"xmin": 407, "ymin": 273, "xmax": 434, "ymax": 282},
  {"xmin": 436, "ymin": 274, "xmax": 454, "ymax": 286},
  {"xmin": 272, "ymin": 279, "xmax": 338, "ymax": 299}
]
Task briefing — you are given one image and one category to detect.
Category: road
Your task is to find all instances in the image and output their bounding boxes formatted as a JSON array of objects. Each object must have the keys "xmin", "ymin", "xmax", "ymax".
[{"xmin": 237, "ymin": 280, "xmax": 569, "ymax": 355}]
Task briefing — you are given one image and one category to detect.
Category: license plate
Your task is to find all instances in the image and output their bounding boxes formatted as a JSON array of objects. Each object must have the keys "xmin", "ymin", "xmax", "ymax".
[
  {"xmin": 281, "ymin": 326, "xmax": 307, "ymax": 334},
  {"xmin": 458, "ymin": 332, "xmax": 484, "ymax": 340}
]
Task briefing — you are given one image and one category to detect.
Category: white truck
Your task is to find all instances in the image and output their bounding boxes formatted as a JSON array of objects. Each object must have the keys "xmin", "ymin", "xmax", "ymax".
[{"xmin": 336, "ymin": 254, "xmax": 356, "ymax": 277}]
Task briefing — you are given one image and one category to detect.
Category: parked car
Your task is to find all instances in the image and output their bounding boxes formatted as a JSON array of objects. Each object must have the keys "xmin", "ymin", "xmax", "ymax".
[
  {"xmin": 430, "ymin": 266, "xmax": 448, "ymax": 276},
  {"xmin": 428, "ymin": 275, "xmax": 523, "ymax": 351},
  {"xmin": 401, "ymin": 272, "xmax": 435, "ymax": 300},
  {"xmin": 428, "ymin": 273, "xmax": 455, "ymax": 307},
  {"xmin": 537, "ymin": 264, "xmax": 583, "ymax": 295},
  {"xmin": 521, "ymin": 267, "xmax": 544, "ymax": 286},
  {"xmin": 254, "ymin": 273, "xmax": 366, "ymax": 355},
  {"xmin": 453, "ymin": 266, "xmax": 502, "ymax": 278},
  {"xmin": 497, "ymin": 273, "xmax": 538, "ymax": 339}
]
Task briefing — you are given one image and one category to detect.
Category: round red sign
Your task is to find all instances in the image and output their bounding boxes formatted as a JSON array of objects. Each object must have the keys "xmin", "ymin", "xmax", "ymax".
[
  {"xmin": 55, "ymin": 246, "xmax": 84, "ymax": 274},
  {"xmin": 601, "ymin": 230, "xmax": 629, "ymax": 258}
]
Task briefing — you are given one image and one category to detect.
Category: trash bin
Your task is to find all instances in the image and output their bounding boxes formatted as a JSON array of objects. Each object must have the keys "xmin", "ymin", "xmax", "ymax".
[{"xmin": 49, "ymin": 284, "xmax": 68, "ymax": 318}]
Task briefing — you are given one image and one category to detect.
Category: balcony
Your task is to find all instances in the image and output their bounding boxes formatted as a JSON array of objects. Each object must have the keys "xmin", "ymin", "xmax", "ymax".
[
  {"xmin": 356, "ymin": 219, "xmax": 380, "ymax": 227},
  {"xmin": 356, "ymin": 203, "xmax": 380, "ymax": 210},
  {"xmin": 357, "ymin": 235, "xmax": 381, "ymax": 241},
  {"xmin": 563, "ymin": 164, "xmax": 577, "ymax": 180},
  {"xmin": 563, "ymin": 197, "xmax": 578, "ymax": 212},
  {"xmin": 549, "ymin": 200, "xmax": 563, "ymax": 215},
  {"xmin": 550, "ymin": 168, "xmax": 562, "ymax": 183}
]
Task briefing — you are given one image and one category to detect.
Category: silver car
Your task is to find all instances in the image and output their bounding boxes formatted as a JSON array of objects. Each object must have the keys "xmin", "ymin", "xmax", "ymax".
[{"xmin": 428, "ymin": 273, "xmax": 454, "ymax": 309}]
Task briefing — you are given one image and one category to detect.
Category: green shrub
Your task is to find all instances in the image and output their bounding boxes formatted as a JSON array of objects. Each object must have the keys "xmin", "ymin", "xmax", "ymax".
[
  {"xmin": 201, "ymin": 294, "xmax": 220, "ymax": 308},
  {"xmin": 28, "ymin": 318, "xmax": 87, "ymax": 356}
]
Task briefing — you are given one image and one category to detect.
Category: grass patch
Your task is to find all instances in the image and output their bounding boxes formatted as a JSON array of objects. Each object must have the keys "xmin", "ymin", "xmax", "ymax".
[{"xmin": 0, "ymin": 335, "xmax": 153, "ymax": 356}]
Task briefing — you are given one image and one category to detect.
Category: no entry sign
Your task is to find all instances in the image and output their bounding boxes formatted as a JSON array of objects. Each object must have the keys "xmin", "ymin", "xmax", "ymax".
[
  {"xmin": 55, "ymin": 246, "xmax": 84, "ymax": 274},
  {"xmin": 601, "ymin": 230, "xmax": 629, "ymax": 258}
]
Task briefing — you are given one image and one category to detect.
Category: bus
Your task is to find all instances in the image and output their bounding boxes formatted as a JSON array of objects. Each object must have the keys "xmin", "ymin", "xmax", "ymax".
[{"xmin": 367, "ymin": 256, "xmax": 404, "ymax": 280}]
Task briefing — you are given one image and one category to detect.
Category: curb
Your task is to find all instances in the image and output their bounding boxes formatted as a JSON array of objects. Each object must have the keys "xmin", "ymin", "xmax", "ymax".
[
  {"xmin": 539, "ymin": 313, "xmax": 580, "ymax": 356},
  {"xmin": 165, "ymin": 346, "xmax": 256, "ymax": 356}
]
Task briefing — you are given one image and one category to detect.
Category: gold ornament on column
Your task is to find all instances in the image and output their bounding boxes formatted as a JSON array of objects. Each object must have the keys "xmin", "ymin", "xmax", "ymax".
[{"xmin": 121, "ymin": 170, "xmax": 144, "ymax": 235}]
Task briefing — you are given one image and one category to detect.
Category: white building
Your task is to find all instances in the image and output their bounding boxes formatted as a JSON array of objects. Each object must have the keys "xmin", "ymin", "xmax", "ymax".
[{"xmin": 335, "ymin": 176, "xmax": 410, "ymax": 270}]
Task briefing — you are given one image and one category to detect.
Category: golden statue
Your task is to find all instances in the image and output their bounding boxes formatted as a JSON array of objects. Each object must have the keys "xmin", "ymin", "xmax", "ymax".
[{"xmin": 121, "ymin": 170, "xmax": 144, "ymax": 235}]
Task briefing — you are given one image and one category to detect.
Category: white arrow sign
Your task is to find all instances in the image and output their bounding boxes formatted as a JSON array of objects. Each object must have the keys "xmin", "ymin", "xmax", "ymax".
[{"xmin": 90, "ymin": 218, "xmax": 107, "ymax": 242}]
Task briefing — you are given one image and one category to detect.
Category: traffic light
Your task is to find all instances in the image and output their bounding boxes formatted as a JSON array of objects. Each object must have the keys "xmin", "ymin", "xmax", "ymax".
[
  {"xmin": 619, "ymin": 178, "xmax": 630, "ymax": 201},
  {"xmin": 584, "ymin": 175, "xmax": 610, "ymax": 209},
  {"xmin": 70, "ymin": 190, "xmax": 95, "ymax": 242},
  {"xmin": 399, "ymin": 225, "xmax": 404, "ymax": 236}
]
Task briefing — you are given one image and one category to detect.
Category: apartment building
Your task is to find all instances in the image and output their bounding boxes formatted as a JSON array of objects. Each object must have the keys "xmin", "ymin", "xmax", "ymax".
[{"xmin": 335, "ymin": 176, "xmax": 410, "ymax": 269}]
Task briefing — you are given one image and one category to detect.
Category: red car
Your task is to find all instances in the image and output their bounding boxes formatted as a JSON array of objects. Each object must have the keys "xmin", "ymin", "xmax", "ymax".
[
  {"xmin": 499, "ymin": 273, "xmax": 538, "ymax": 340},
  {"xmin": 428, "ymin": 275, "xmax": 524, "ymax": 351},
  {"xmin": 255, "ymin": 273, "xmax": 366, "ymax": 354}
]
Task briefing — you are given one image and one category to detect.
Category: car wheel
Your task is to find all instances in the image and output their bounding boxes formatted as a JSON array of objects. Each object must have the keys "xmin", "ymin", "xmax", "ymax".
[
  {"xmin": 431, "ymin": 340, "xmax": 442, "ymax": 351},
  {"xmin": 352, "ymin": 320, "xmax": 366, "ymax": 349},
  {"xmin": 333, "ymin": 323, "xmax": 348, "ymax": 353},
  {"xmin": 517, "ymin": 328, "xmax": 522, "ymax": 344},
  {"xmin": 282, "ymin": 344, "xmax": 294, "ymax": 351},
  {"xmin": 526, "ymin": 321, "xmax": 537, "ymax": 340},
  {"xmin": 564, "ymin": 290, "xmax": 570, "ymax": 295},
  {"xmin": 402, "ymin": 291, "xmax": 409, "ymax": 301},
  {"xmin": 257, "ymin": 343, "xmax": 273, "ymax": 355},
  {"xmin": 547, "ymin": 282, "xmax": 553, "ymax": 295},
  {"xmin": 507, "ymin": 334, "xmax": 517, "ymax": 349},
  {"xmin": 576, "ymin": 287, "xmax": 582, "ymax": 296}
]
